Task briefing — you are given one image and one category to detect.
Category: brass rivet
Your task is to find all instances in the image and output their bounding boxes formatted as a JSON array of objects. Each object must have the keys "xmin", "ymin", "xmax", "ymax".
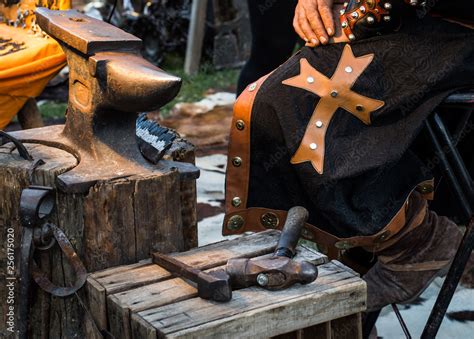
[
  {"xmin": 232, "ymin": 197, "xmax": 242, "ymax": 207},
  {"xmin": 232, "ymin": 157, "xmax": 242, "ymax": 167},
  {"xmin": 227, "ymin": 215, "xmax": 245, "ymax": 230},
  {"xmin": 260, "ymin": 212, "xmax": 280, "ymax": 229},
  {"xmin": 235, "ymin": 120, "xmax": 245, "ymax": 130},
  {"xmin": 356, "ymin": 104, "xmax": 364, "ymax": 111},
  {"xmin": 376, "ymin": 231, "xmax": 391, "ymax": 243},
  {"xmin": 418, "ymin": 184, "xmax": 434, "ymax": 194}
]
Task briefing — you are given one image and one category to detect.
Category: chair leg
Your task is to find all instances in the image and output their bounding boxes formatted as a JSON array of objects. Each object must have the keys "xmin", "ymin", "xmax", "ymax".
[
  {"xmin": 421, "ymin": 217, "xmax": 474, "ymax": 338},
  {"xmin": 424, "ymin": 119, "xmax": 472, "ymax": 219},
  {"xmin": 432, "ymin": 113, "xmax": 474, "ymax": 203}
]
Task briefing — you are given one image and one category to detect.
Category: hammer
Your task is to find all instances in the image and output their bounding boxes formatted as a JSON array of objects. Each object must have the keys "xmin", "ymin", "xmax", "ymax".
[
  {"xmin": 226, "ymin": 206, "xmax": 318, "ymax": 290},
  {"xmin": 153, "ymin": 207, "xmax": 317, "ymax": 302}
]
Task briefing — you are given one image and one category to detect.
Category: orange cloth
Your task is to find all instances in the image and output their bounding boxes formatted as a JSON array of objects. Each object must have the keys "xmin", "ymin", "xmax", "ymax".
[{"xmin": 0, "ymin": 0, "xmax": 70, "ymax": 129}]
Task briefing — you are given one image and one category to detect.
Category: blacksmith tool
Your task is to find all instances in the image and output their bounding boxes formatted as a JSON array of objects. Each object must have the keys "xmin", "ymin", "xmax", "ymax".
[
  {"xmin": 19, "ymin": 186, "xmax": 87, "ymax": 339},
  {"xmin": 226, "ymin": 206, "xmax": 318, "ymax": 290},
  {"xmin": 153, "ymin": 253, "xmax": 233, "ymax": 302},
  {"xmin": 3, "ymin": 8, "xmax": 199, "ymax": 194},
  {"xmin": 153, "ymin": 207, "xmax": 317, "ymax": 302}
]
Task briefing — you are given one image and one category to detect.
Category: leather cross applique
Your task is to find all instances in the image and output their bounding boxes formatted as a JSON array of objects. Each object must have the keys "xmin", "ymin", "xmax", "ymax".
[{"xmin": 282, "ymin": 44, "xmax": 384, "ymax": 174}]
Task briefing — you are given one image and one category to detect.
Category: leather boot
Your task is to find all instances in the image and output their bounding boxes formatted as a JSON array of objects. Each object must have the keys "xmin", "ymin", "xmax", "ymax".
[{"xmin": 363, "ymin": 192, "xmax": 463, "ymax": 312}]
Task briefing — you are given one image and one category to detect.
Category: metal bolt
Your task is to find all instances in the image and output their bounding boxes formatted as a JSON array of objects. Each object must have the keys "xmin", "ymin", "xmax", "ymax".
[
  {"xmin": 232, "ymin": 197, "xmax": 242, "ymax": 207},
  {"xmin": 257, "ymin": 273, "xmax": 269, "ymax": 287},
  {"xmin": 232, "ymin": 157, "xmax": 242, "ymax": 167},
  {"xmin": 227, "ymin": 215, "xmax": 245, "ymax": 231},
  {"xmin": 235, "ymin": 120, "xmax": 245, "ymax": 130}
]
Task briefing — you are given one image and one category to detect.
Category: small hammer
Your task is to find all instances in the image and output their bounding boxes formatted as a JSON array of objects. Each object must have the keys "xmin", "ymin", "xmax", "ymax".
[{"xmin": 226, "ymin": 206, "xmax": 318, "ymax": 290}]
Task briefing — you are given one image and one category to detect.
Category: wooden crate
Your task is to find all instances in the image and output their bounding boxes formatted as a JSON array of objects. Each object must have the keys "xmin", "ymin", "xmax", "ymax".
[{"xmin": 87, "ymin": 231, "xmax": 366, "ymax": 339}]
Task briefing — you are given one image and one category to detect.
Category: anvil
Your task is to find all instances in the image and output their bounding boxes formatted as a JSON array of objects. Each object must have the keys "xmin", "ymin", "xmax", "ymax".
[{"xmin": 4, "ymin": 8, "xmax": 199, "ymax": 193}]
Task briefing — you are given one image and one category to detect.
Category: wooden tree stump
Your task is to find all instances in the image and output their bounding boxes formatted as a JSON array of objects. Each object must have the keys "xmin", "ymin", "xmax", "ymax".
[{"xmin": 0, "ymin": 139, "xmax": 197, "ymax": 338}]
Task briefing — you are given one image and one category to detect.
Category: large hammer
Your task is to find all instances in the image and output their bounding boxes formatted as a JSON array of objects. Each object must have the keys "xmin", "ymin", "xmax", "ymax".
[{"xmin": 153, "ymin": 207, "xmax": 318, "ymax": 302}]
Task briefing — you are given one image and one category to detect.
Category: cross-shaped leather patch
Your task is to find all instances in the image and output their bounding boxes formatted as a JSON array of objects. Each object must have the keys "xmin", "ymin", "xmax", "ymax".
[{"xmin": 282, "ymin": 44, "xmax": 384, "ymax": 174}]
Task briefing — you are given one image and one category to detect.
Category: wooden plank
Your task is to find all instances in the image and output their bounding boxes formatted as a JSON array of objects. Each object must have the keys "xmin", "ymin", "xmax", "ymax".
[
  {"xmin": 301, "ymin": 322, "xmax": 332, "ymax": 339},
  {"xmin": 133, "ymin": 261, "xmax": 366, "ymax": 338},
  {"xmin": 331, "ymin": 313, "xmax": 362, "ymax": 339},
  {"xmin": 184, "ymin": 0, "xmax": 208, "ymax": 75},
  {"xmin": 107, "ymin": 244, "xmax": 325, "ymax": 338}
]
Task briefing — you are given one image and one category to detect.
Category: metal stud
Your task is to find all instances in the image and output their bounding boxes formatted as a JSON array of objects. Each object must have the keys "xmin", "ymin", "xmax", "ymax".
[
  {"xmin": 310, "ymin": 143, "xmax": 318, "ymax": 150},
  {"xmin": 341, "ymin": 21, "xmax": 348, "ymax": 28},
  {"xmin": 232, "ymin": 197, "xmax": 242, "ymax": 207},
  {"xmin": 345, "ymin": 66, "xmax": 353, "ymax": 73},
  {"xmin": 351, "ymin": 12, "xmax": 359, "ymax": 19},
  {"xmin": 315, "ymin": 120, "xmax": 323, "ymax": 128},
  {"xmin": 248, "ymin": 83, "xmax": 257, "ymax": 91},
  {"xmin": 235, "ymin": 120, "xmax": 245, "ymax": 130},
  {"xmin": 383, "ymin": 15, "xmax": 391, "ymax": 22},
  {"xmin": 330, "ymin": 90, "xmax": 338, "ymax": 98},
  {"xmin": 356, "ymin": 104, "xmax": 364, "ymax": 111},
  {"xmin": 360, "ymin": 6, "xmax": 366, "ymax": 13},
  {"xmin": 227, "ymin": 215, "xmax": 245, "ymax": 231},
  {"xmin": 260, "ymin": 212, "xmax": 280, "ymax": 229},
  {"xmin": 366, "ymin": 16, "xmax": 375, "ymax": 24},
  {"xmin": 343, "ymin": 2, "xmax": 348, "ymax": 7},
  {"xmin": 384, "ymin": 2, "xmax": 392, "ymax": 10},
  {"xmin": 340, "ymin": 9, "xmax": 345, "ymax": 15},
  {"xmin": 307, "ymin": 76, "xmax": 315, "ymax": 84},
  {"xmin": 409, "ymin": 0, "xmax": 418, "ymax": 6},
  {"xmin": 348, "ymin": 33, "xmax": 356, "ymax": 41},
  {"xmin": 257, "ymin": 273, "xmax": 269, "ymax": 287},
  {"xmin": 232, "ymin": 157, "xmax": 242, "ymax": 167}
]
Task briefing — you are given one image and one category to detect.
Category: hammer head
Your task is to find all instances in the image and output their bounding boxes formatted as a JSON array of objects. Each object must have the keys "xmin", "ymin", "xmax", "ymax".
[
  {"xmin": 197, "ymin": 269, "xmax": 232, "ymax": 302},
  {"xmin": 226, "ymin": 257, "xmax": 318, "ymax": 290}
]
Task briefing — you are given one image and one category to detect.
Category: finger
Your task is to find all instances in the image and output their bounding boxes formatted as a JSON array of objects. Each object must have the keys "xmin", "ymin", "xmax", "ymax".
[
  {"xmin": 304, "ymin": 4, "xmax": 328, "ymax": 44},
  {"xmin": 293, "ymin": 9, "xmax": 308, "ymax": 43},
  {"xmin": 298, "ymin": 7, "xmax": 320, "ymax": 47},
  {"xmin": 318, "ymin": 2, "xmax": 335, "ymax": 36}
]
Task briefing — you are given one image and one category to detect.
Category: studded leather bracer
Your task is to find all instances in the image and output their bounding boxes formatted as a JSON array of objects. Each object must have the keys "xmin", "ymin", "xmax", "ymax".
[{"xmin": 340, "ymin": 0, "xmax": 407, "ymax": 41}]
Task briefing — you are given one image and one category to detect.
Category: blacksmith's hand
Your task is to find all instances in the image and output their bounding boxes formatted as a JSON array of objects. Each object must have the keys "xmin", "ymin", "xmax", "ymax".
[{"xmin": 294, "ymin": 0, "xmax": 335, "ymax": 47}]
